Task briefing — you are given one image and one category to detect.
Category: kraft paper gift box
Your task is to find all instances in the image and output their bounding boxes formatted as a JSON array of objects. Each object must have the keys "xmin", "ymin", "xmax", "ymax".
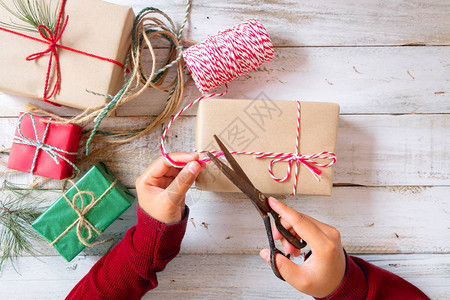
[
  {"xmin": 195, "ymin": 99, "xmax": 340, "ymax": 195},
  {"xmin": 0, "ymin": 0, "xmax": 134, "ymax": 109},
  {"xmin": 7, "ymin": 112, "xmax": 82, "ymax": 180},
  {"xmin": 32, "ymin": 162, "xmax": 135, "ymax": 262}
]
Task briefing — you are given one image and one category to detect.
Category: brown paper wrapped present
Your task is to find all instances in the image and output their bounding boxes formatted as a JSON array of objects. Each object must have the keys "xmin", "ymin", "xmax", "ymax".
[
  {"xmin": 195, "ymin": 99, "xmax": 340, "ymax": 195},
  {"xmin": 0, "ymin": 0, "xmax": 134, "ymax": 109}
]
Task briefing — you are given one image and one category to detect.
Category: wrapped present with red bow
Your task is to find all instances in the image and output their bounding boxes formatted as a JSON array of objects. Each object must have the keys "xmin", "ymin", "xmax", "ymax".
[
  {"xmin": 7, "ymin": 112, "xmax": 82, "ymax": 180},
  {"xmin": 195, "ymin": 99, "xmax": 340, "ymax": 196},
  {"xmin": 0, "ymin": 0, "xmax": 134, "ymax": 109}
]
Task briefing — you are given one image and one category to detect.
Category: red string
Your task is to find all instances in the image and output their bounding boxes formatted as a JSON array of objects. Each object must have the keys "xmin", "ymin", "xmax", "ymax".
[{"xmin": 0, "ymin": 0, "xmax": 126, "ymax": 105}]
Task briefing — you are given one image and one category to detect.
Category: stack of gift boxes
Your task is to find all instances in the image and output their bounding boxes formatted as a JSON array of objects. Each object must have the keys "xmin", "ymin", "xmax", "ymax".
[
  {"xmin": 1, "ymin": 0, "xmax": 136, "ymax": 261},
  {"xmin": 1, "ymin": 0, "xmax": 340, "ymax": 262}
]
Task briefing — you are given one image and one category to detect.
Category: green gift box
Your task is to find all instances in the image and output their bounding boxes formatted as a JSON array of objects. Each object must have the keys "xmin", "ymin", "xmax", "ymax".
[{"xmin": 32, "ymin": 162, "xmax": 135, "ymax": 262}]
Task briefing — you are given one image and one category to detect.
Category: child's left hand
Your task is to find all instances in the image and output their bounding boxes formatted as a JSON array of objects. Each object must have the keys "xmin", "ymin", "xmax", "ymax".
[{"xmin": 136, "ymin": 153, "xmax": 205, "ymax": 224}]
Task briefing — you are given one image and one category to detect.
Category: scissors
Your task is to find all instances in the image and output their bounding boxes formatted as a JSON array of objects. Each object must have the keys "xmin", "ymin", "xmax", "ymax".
[{"xmin": 207, "ymin": 135, "xmax": 310, "ymax": 280}]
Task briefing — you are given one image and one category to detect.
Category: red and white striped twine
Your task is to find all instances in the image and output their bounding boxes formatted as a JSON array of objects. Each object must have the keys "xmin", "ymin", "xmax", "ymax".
[
  {"xmin": 195, "ymin": 101, "xmax": 337, "ymax": 195},
  {"xmin": 161, "ymin": 19, "xmax": 273, "ymax": 167},
  {"xmin": 160, "ymin": 87, "xmax": 228, "ymax": 168},
  {"xmin": 160, "ymin": 19, "xmax": 336, "ymax": 194},
  {"xmin": 183, "ymin": 19, "xmax": 274, "ymax": 93}
]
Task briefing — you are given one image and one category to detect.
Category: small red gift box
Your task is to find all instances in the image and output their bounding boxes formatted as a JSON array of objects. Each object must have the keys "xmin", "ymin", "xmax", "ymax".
[{"xmin": 7, "ymin": 112, "xmax": 82, "ymax": 180}]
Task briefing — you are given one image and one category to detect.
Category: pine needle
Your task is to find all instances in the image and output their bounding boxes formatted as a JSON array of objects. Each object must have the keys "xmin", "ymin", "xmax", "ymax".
[
  {"xmin": 0, "ymin": 181, "xmax": 48, "ymax": 272},
  {"xmin": 0, "ymin": 0, "xmax": 60, "ymax": 36}
]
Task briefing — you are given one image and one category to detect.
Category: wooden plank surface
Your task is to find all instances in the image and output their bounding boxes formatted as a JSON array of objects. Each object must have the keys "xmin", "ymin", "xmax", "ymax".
[
  {"xmin": 116, "ymin": 46, "xmax": 450, "ymax": 116},
  {"xmin": 14, "ymin": 186, "xmax": 449, "ymax": 257},
  {"xmin": 110, "ymin": 0, "xmax": 450, "ymax": 47},
  {"xmin": 0, "ymin": 254, "xmax": 448, "ymax": 299},
  {"xmin": 2, "ymin": 46, "xmax": 448, "ymax": 117},
  {"xmin": 1, "ymin": 114, "xmax": 449, "ymax": 188},
  {"xmin": 0, "ymin": 0, "xmax": 449, "ymax": 298},
  {"xmin": 147, "ymin": 254, "xmax": 450, "ymax": 299}
]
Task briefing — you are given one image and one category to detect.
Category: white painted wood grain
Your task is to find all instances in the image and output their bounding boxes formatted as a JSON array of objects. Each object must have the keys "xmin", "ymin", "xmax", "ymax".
[
  {"xmin": 1, "ymin": 114, "xmax": 449, "ymax": 187},
  {"xmin": 9, "ymin": 186, "xmax": 450, "ymax": 256},
  {"xmin": 0, "ymin": 254, "xmax": 448, "ymax": 299},
  {"xmin": 118, "ymin": 47, "xmax": 450, "ymax": 116},
  {"xmin": 116, "ymin": 46, "xmax": 450, "ymax": 116},
  {"xmin": 146, "ymin": 254, "xmax": 450, "ymax": 299},
  {"xmin": 0, "ymin": 1, "xmax": 448, "ymax": 297},
  {"xmin": 108, "ymin": 0, "xmax": 450, "ymax": 46},
  {"xmin": 0, "ymin": 93, "xmax": 83, "ymax": 118},
  {"xmin": 3, "ymin": 46, "xmax": 448, "ymax": 117}
]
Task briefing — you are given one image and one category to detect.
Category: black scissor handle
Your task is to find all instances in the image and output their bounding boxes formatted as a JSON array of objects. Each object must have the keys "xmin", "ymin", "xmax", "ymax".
[
  {"xmin": 272, "ymin": 210, "xmax": 307, "ymax": 249},
  {"xmin": 262, "ymin": 214, "xmax": 285, "ymax": 280},
  {"xmin": 270, "ymin": 248, "xmax": 286, "ymax": 281}
]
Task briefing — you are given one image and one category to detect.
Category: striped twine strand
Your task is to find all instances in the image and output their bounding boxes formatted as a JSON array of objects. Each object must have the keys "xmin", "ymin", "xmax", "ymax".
[
  {"xmin": 294, "ymin": 100, "xmax": 301, "ymax": 194},
  {"xmin": 160, "ymin": 19, "xmax": 336, "ymax": 194},
  {"xmin": 160, "ymin": 87, "xmax": 228, "ymax": 167},
  {"xmin": 161, "ymin": 18, "xmax": 274, "ymax": 167},
  {"xmin": 196, "ymin": 149, "xmax": 336, "ymax": 196}
]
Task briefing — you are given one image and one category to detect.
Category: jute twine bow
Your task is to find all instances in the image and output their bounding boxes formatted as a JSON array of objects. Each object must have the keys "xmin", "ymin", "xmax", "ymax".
[
  {"xmin": 12, "ymin": 112, "xmax": 79, "ymax": 175},
  {"xmin": 195, "ymin": 101, "xmax": 337, "ymax": 195},
  {"xmin": 50, "ymin": 179, "xmax": 117, "ymax": 247}
]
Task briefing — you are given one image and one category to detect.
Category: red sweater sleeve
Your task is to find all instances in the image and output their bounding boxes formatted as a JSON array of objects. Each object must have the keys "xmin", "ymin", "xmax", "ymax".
[
  {"xmin": 66, "ymin": 204, "xmax": 189, "ymax": 300},
  {"xmin": 316, "ymin": 252, "xmax": 430, "ymax": 300}
]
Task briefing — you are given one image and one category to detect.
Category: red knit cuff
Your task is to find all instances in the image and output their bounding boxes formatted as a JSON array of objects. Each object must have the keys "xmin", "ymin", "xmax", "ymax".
[
  {"xmin": 316, "ymin": 251, "xmax": 368, "ymax": 300},
  {"xmin": 133, "ymin": 203, "xmax": 189, "ymax": 256}
]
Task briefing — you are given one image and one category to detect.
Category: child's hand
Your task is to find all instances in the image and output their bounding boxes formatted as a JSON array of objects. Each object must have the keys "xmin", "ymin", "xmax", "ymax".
[
  {"xmin": 259, "ymin": 197, "xmax": 346, "ymax": 298},
  {"xmin": 136, "ymin": 153, "xmax": 204, "ymax": 224}
]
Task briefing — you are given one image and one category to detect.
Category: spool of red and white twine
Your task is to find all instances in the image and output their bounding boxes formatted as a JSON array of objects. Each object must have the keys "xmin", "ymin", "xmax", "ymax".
[
  {"xmin": 160, "ymin": 19, "xmax": 336, "ymax": 195},
  {"xmin": 160, "ymin": 19, "xmax": 274, "ymax": 165}
]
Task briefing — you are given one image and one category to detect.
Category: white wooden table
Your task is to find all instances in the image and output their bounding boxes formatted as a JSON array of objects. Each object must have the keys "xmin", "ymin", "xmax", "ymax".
[{"xmin": 1, "ymin": 0, "xmax": 449, "ymax": 299}]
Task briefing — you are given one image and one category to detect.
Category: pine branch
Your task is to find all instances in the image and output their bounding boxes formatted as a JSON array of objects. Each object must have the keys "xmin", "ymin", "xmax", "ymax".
[
  {"xmin": 0, "ymin": 181, "xmax": 48, "ymax": 272},
  {"xmin": 0, "ymin": 0, "xmax": 60, "ymax": 36}
]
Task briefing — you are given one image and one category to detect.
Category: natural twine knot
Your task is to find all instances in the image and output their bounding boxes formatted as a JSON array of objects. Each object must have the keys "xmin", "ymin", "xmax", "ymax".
[{"xmin": 50, "ymin": 179, "xmax": 118, "ymax": 247}]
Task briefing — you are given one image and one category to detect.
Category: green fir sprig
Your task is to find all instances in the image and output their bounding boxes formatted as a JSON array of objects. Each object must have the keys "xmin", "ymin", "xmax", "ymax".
[
  {"xmin": 0, "ymin": 181, "xmax": 48, "ymax": 271},
  {"xmin": 0, "ymin": 0, "xmax": 60, "ymax": 36}
]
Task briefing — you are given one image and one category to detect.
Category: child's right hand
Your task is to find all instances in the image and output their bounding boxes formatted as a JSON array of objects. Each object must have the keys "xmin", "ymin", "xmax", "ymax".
[{"xmin": 259, "ymin": 197, "xmax": 346, "ymax": 298}]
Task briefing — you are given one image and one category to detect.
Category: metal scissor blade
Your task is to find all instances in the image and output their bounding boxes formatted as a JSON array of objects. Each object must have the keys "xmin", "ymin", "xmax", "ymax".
[
  {"xmin": 213, "ymin": 135, "xmax": 253, "ymax": 186},
  {"xmin": 207, "ymin": 152, "xmax": 266, "ymax": 212}
]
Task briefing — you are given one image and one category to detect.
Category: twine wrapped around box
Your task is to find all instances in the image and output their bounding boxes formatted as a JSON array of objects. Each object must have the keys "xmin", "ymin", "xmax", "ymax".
[
  {"xmin": 195, "ymin": 101, "xmax": 337, "ymax": 195},
  {"xmin": 159, "ymin": 19, "xmax": 338, "ymax": 195},
  {"xmin": 0, "ymin": 0, "xmax": 127, "ymax": 105},
  {"xmin": 160, "ymin": 18, "xmax": 274, "ymax": 168},
  {"xmin": 32, "ymin": 162, "xmax": 135, "ymax": 261},
  {"xmin": 50, "ymin": 179, "xmax": 117, "ymax": 247},
  {"xmin": 12, "ymin": 112, "xmax": 79, "ymax": 175},
  {"xmin": 194, "ymin": 99, "xmax": 340, "ymax": 195},
  {"xmin": 7, "ymin": 112, "xmax": 82, "ymax": 179}
]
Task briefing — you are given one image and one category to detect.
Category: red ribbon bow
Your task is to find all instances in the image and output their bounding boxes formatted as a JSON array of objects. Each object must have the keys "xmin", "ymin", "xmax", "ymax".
[
  {"xmin": 0, "ymin": 0, "xmax": 126, "ymax": 105},
  {"xmin": 26, "ymin": 16, "xmax": 69, "ymax": 103}
]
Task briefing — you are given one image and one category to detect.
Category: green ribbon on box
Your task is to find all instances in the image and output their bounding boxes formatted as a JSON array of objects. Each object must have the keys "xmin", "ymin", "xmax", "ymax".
[{"xmin": 32, "ymin": 162, "xmax": 135, "ymax": 262}]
